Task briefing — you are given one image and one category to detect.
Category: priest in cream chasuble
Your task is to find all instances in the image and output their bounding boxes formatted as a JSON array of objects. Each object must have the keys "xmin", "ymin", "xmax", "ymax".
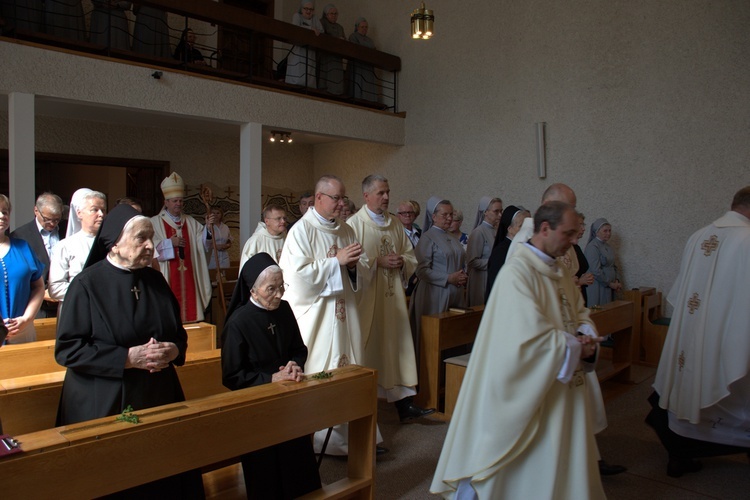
[{"xmin": 432, "ymin": 203, "xmax": 605, "ymax": 499}]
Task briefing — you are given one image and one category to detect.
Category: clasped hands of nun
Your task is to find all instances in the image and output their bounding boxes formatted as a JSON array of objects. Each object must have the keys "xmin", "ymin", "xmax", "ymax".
[{"xmin": 224, "ymin": 252, "xmax": 307, "ymax": 383}]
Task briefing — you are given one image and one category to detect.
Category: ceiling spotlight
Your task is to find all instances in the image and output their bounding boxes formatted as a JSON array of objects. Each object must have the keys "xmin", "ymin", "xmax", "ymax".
[{"xmin": 269, "ymin": 131, "xmax": 293, "ymax": 144}]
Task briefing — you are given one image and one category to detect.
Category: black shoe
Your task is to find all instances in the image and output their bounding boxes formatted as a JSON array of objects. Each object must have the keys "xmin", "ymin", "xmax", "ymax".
[
  {"xmin": 598, "ymin": 460, "xmax": 627, "ymax": 476},
  {"xmin": 376, "ymin": 445, "xmax": 389, "ymax": 456},
  {"xmin": 667, "ymin": 457, "xmax": 702, "ymax": 478},
  {"xmin": 398, "ymin": 403, "xmax": 436, "ymax": 423}
]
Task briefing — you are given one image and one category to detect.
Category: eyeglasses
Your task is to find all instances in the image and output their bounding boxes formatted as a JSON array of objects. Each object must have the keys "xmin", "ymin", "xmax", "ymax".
[
  {"xmin": 40, "ymin": 213, "xmax": 61, "ymax": 224},
  {"xmin": 320, "ymin": 193, "xmax": 349, "ymax": 204},
  {"xmin": 302, "ymin": 7, "xmax": 314, "ymax": 12},
  {"xmin": 397, "ymin": 211, "xmax": 416, "ymax": 216}
]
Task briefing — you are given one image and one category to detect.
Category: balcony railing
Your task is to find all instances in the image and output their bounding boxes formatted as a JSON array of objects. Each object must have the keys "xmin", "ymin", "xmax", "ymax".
[{"xmin": 0, "ymin": 0, "xmax": 401, "ymax": 112}]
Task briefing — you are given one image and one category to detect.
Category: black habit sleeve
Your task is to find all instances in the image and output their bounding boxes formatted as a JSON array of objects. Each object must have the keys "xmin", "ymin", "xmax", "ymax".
[
  {"xmin": 55, "ymin": 262, "xmax": 188, "ymax": 425},
  {"xmin": 221, "ymin": 300, "xmax": 308, "ymax": 391}
]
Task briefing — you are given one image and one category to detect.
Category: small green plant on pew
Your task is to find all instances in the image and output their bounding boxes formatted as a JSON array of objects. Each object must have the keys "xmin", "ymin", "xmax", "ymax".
[
  {"xmin": 115, "ymin": 405, "xmax": 140, "ymax": 424},
  {"xmin": 309, "ymin": 370, "xmax": 333, "ymax": 380}
]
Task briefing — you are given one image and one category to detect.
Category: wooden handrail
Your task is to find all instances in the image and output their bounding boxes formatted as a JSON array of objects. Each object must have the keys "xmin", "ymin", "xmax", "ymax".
[{"xmin": 135, "ymin": 0, "xmax": 400, "ymax": 71}]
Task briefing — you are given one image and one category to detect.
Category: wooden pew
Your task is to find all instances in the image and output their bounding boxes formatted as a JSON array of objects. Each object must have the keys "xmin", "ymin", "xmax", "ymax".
[
  {"xmin": 0, "ymin": 349, "xmax": 227, "ymax": 436},
  {"xmin": 33, "ymin": 319, "xmax": 218, "ymax": 350},
  {"xmin": 0, "ymin": 322, "xmax": 217, "ymax": 380},
  {"xmin": 438, "ymin": 300, "xmax": 636, "ymax": 419},
  {"xmin": 443, "ymin": 354, "xmax": 470, "ymax": 419},
  {"xmin": 0, "ymin": 366, "xmax": 377, "ymax": 500},
  {"xmin": 589, "ymin": 300, "xmax": 635, "ymax": 383},
  {"xmin": 622, "ymin": 287, "xmax": 656, "ymax": 363},
  {"xmin": 414, "ymin": 307, "xmax": 484, "ymax": 415},
  {"xmin": 0, "ymin": 340, "xmax": 62, "ymax": 379},
  {"xmin": 33, "ymin": 317, "xmax": 58, "ymax": 341},
  {"xmin": 640, "ymin": 292, "xmax": 670, "ymax": 366},
  {"xmin": 184, "ymin": 322, "xmax": 219, "ymax": 352}
]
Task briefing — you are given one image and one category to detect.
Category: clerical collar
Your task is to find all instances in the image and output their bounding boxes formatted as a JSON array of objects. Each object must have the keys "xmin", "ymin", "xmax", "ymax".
[
  {"xmin": 105, "ymin": 255, "xmax": 132, "ymax": 272},
  {"xmin": 311, "ymin": 207, "xmax": 336, "ymax": 227},
  {"xmin": 365, "ymin": 206, "xmax": 386, "ymax": 226},
  {"xmin": 250, "ymin": 296, "xmax": 269, "ymax": 310},
  {"xmin": 165, "ymin": 210, "xmax": 182, "ymax": 223},
  {"xmin": 523, "ymin": 242, "xmax": 558, "ymax": 270}
]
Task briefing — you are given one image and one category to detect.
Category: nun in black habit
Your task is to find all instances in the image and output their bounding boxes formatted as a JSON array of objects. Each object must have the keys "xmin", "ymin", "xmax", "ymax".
[
  {"xmin": 221, "ymin": 252, "xmax": 321, "ymax": 500},
  {"xmin": 55, "ymin": 204, "xmax": 204, "ymax": 498},
  {"xmin": 485, "ymin": 205, "xmax": 524, "ymax": 302}
]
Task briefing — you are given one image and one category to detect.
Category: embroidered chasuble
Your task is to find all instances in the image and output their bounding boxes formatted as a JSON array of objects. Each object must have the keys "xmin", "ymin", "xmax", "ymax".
[
  {"xmin": 280, "ymin": 208, "xmax": 384, "ymax": 454},
  {"xmin": 165, "ymin": 218, "xmax": 198, "ymax": 321},
  {"xmin": 431, "ymin": 244, "xmax": 605, "ymax": 499},
  {"xmin": 347, "ymin": 208, "xmax": 419, "ymax": 392},
  {"xmin": 654, "ymin": 210, "xmax": 750, "ymax": 446},
  {"xmin": 151, "ymin": 211, "xmax": 211, "ymax": 323}
]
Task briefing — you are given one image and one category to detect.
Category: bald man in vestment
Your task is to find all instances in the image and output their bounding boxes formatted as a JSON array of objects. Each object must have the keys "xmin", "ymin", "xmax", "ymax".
[
  {"xmin": 279, "ymin": 175, "xmax": 384, "ymax": 455},
  {"xmin": 648, "ymin": 186, "xmax": 750, "ymax": 477}
]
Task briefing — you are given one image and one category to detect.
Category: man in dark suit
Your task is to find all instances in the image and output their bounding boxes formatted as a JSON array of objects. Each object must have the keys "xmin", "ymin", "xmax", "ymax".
[{"xmin": 11, "ymin": 192, "xmax": 65, "ymax": 317}]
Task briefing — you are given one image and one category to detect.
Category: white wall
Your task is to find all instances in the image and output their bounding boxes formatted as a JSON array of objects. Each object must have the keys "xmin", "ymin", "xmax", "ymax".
[{"xmin": 312, "ymin": 0, "xmax": 750, "ymax": 301}]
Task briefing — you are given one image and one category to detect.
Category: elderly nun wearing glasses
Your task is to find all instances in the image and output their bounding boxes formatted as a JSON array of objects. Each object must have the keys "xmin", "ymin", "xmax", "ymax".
[{"xmin": 221, "ymin": 252, "xmax": 321, "ymax": 499}]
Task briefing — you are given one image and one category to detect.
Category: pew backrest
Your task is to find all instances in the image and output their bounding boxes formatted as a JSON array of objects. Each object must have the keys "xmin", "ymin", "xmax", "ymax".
[
  {"xmin": 0, "ymin": 323, "xmax": 217, "ymax": 380},
  {"xmin": 34, "ymin": 317, "xmax": 58, "ymax": 341},
  {"xmin": 0, "ymin": 340, "xmax": 62, "ymax": 379},
  {"xmin": 0, "ymin": 366, "xmax": 377, "ymax": 499},
  {"xmin": 0, "ymin": 349, "xmax": 225, "ymax": 436}
]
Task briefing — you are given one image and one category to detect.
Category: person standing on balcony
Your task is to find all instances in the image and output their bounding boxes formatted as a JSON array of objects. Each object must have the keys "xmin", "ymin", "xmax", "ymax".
[
  {"xmin": 45, "ymin": 0, "xmax": 85, "ymax": 41},
  {"xmin": 318, "ymin": 4, "xmax": 346, "ymax": 95},
  {"xmin": 173, "ymin": 28, "xmax": 206, "ymax": 65},
  {"xmin": 89, "ymin": 1, "xmax": 132, "ymax": 50},
  {"xmin": 348, "ymin": 17, "xmax": 378, "ymax": 102},
  {"xmin": 132, "ymin": 5, "xmax": 170, "ymax": 58},
  {"xmin": 285, "ymin": 1, "xmax": 322, "ymax": 88}
]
